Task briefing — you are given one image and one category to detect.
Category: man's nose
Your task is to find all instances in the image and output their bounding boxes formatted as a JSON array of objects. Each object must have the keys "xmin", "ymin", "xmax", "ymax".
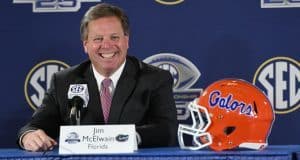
[{"xmin": 101, "ymin": 39, "xmax": 113, "ymax": 48}]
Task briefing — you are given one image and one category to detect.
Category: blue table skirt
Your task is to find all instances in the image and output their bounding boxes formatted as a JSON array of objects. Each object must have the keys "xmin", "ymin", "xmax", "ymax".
[{"xmin": 0, "ymin": 145, "xmax": 299, "ymax": 160}]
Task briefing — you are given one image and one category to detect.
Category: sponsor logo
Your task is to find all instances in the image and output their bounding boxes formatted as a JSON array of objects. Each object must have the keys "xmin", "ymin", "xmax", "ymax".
[
  {"xmin": 115, "ymin": 134, "xmax": 129, "ymax": 142},
  {"xmin": 253, "ymin": 56, "xmax": 299, "ymax": 114},
  {"xmin": 13, "ymin": 0, "xmax": 101, "ymax": 12},
  {"xmin": 144, "ymin": 53, "xmax": 203, "ymax": 121},
  {"xmin": 261, "ymin": 0, "xmax": 300, "ymax": 8},
  {"xmin": 24, "ymin": 60, "xmax": 70, "ymax": 110},
  {"xmin": 155, "ymin": 0, "xmax": 184, "ymax": 5},
  {"xmin": 65, "ymin": 132, "xmax": 81, "ymax": 144}
]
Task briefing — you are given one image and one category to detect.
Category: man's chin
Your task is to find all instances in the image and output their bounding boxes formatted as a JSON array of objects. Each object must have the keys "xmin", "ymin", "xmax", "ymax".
[{"xmin": 101, "ymin": 67, "xmax": 117, "ymax": 76}]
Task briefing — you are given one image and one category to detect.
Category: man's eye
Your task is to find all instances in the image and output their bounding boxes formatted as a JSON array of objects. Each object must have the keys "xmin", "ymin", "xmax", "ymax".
[
  {"xmin": 111, "ymin": 36, "xmax": 120, "ymax": 41},
  {"xmin": 93, "ymin": 37, "xmax": 103, "ymax": 42}
]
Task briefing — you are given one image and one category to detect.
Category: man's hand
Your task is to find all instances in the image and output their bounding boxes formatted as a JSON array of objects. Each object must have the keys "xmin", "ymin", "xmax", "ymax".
[{"xmin": 22, "ymin": 129, "xmax": 57, "ymax": 152}]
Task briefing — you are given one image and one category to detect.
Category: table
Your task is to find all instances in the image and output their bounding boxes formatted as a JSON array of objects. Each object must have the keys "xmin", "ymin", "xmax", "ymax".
[{"xmin": 0, "ymin": 145, "xmax": 299, "ymax": 160}]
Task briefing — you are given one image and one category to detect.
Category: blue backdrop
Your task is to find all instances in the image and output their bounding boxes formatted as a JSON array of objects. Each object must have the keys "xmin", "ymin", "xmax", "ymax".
[{"xmin": 0, "ymin": 0, "xmax": 299, "ymax": 148}]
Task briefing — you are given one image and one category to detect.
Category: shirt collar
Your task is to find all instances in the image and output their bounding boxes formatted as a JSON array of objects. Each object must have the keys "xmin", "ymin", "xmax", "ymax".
[{"xmin": 92, "ymin": 60, "xmax": 126, "ymax": 92}]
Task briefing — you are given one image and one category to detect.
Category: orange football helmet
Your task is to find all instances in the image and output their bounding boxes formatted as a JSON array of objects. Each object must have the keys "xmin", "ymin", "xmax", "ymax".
[{"xmin": 178, "ymin": 79, "xmax": 275, "ymax": 151}]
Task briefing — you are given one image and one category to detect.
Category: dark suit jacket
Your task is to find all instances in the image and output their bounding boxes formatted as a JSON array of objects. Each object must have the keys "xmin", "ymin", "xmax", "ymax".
[{"xmin": 18, "ymin": 56, "xmax": 178, "ymax": 148}]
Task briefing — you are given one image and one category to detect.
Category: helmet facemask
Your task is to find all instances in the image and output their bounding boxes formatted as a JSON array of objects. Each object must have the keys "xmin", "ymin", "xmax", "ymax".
[{"xmin": 178, "ymin": 99, "xmax": 212, "ymax": 150}]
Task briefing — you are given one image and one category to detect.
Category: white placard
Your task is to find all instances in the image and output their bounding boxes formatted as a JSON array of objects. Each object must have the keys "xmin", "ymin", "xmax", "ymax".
[{"xmin": 59, "ymin": 124, "xmax": 137, "ymax": 154}]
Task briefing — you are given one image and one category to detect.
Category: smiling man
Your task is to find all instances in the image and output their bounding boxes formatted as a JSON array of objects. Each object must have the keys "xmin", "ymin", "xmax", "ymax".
[
  {"xmin": 17, "ymin": 3, "xmax": 178, "ymax": 152},
  {"xmin": 82, "ymin": 13, "xmax": 129, "ymax": 77}
]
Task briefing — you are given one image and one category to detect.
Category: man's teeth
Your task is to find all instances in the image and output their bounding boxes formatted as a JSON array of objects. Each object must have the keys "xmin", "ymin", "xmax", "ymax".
[{"xmin": 101, "ymin": 53, "xmax": 115, "ymax": 58}]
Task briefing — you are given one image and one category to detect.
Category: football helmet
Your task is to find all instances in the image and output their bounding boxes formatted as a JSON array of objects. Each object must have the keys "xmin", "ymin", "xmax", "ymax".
[{"xmin": 178, "ymin": 79, "xmax": 275, "ymax": 151}]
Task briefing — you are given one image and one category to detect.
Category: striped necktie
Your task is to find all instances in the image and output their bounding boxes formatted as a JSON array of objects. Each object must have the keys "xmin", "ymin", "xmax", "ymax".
[{"xmin": 101, "ymin": 78, "xmax": 112, "ymax": 123}]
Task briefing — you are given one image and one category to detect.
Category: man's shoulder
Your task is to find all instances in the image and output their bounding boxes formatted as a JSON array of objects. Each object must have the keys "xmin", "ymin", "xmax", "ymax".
[
  {"xmin": 54, "ymin": 60, "xmax": 91, "ymax": 79},
  {"xmin": 127, "ymin": 56, "xmax": 172, "ymax": 82},
  {"xmin": 140, "ymin": 61, "xmax": 171, "ymax": 77}
]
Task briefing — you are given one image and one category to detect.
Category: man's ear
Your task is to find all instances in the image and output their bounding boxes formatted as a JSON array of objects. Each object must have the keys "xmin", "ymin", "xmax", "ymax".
[
  {"xmin": 125, "ymin": 35, "xmax": 129, "ymax": 49},
  {"xmin": 83, "ymin": 41, "xmax": 88, "ymax": 53}
]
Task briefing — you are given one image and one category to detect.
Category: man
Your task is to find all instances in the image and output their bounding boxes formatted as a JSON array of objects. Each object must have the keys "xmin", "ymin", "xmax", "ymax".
[{"xmin": 17, "ymin": 3, "xmax": 178, "ymax": 151}]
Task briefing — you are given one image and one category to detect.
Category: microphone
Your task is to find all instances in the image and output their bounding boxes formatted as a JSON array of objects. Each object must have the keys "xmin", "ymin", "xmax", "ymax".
[{"xmin": 68, "ymin": 82, "xmax": 89, "ymax": 125}]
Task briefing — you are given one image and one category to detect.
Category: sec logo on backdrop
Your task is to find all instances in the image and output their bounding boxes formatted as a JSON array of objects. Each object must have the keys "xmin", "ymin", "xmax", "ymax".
[
  {"xmin": 24, "ymin": 60, "xmax": 69, "ymax": 110},
  {"xmin": 253, "ymin": 56, "xmax": 299, "ymax": 114},
  {"xmin": 144, "ymin": 53, "xmax": 202, "ymax": 121}
]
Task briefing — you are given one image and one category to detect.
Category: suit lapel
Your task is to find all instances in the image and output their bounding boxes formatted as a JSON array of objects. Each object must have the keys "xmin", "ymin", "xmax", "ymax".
[
  {"xmin": 82, "ymin": 64, "xmax": 105, "ymax": 123},
  {"xmin": 108, "ymin": 58, "xmax": 138, "ymax": 123}
]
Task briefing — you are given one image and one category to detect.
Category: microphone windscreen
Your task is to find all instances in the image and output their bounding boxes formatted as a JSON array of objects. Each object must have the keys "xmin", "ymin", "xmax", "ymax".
[{"xmin": 67, "ymin": 80, "xmax": 89, "ymax": 108}]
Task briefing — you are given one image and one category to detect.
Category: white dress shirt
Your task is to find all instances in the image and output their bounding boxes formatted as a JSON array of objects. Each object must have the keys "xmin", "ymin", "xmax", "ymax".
[{"xmin": 92, "ymin": 60, "xmax": 126, "ymax": 96}]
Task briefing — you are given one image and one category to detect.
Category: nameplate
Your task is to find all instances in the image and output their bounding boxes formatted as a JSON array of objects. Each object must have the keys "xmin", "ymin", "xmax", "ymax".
[{"xmin": 59, "ymin": 124, "xmax": 137, "ymax": 154}]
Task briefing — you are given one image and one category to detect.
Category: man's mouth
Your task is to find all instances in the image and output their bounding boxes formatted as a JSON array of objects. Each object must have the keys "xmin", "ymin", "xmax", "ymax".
[{"xmin": 99, "ymin": 52, "xmax": 116, "ymax": 59}]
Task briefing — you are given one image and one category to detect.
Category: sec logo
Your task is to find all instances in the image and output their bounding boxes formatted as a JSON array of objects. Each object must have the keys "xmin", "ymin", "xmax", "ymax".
[
  {"xmin": 144, "ymin": 53, "xmax": 200, "ymax": 90},
  {"xmin": 24, "ymin": 60, "xmax": 69, "ymax": 110},
  {"xmin": 144, "ymin": 53, "xmax": 203, "ymax": 121},
  {"xmin": 70, "ymin": 85, "xmax": 84, "ymax": 93},
  {"xmin": 253, "ymin": 56, "xmax": 299, "ymax": 114}
]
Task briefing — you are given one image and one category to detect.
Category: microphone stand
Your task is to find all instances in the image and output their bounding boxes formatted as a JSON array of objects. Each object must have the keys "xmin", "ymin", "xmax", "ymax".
[
  {"xmin": 70, "ymin": 106, "xmax": 79, "ymax": 125},
  {"xmin": 69, "ymin": 96, "xmax": 83, "ymax": 125},
  {"xmin": 75, "ymin": 108, "xmax": 80, "ymax": 125}
]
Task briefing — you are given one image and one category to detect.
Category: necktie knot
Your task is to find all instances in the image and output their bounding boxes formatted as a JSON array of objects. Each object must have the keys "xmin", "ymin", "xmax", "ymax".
[{"xmin": 102, "ymin": 78, "xmax": 112, "ymax": 88}]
